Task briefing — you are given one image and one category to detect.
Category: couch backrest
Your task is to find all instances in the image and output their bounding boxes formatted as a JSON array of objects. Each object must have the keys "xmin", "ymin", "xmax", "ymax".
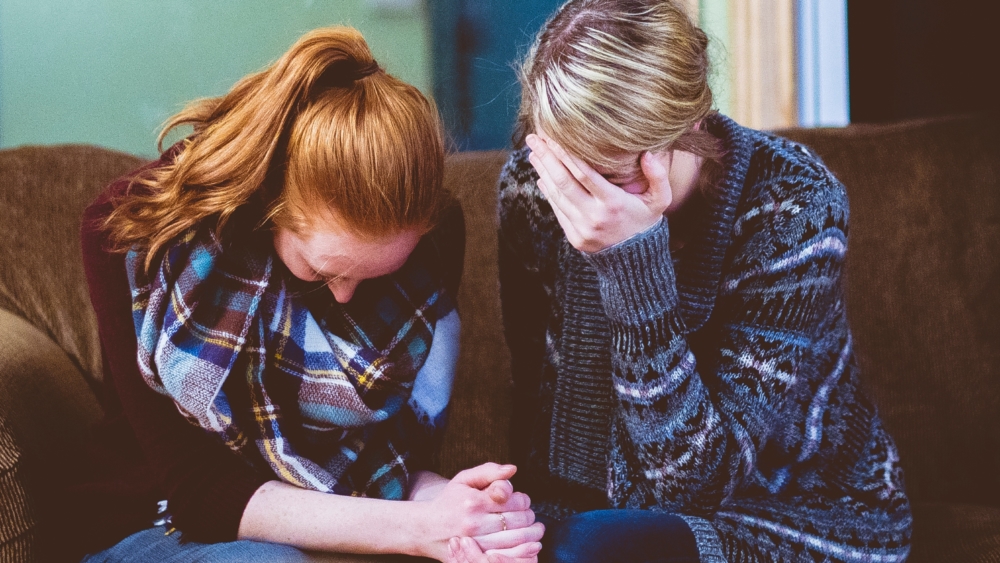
[
  {"xmin": 0, "ymin": 145, "xmax": 145, "ymax": 390},
  {"xmin": 1, "ymin": 114, "xmax": 996, "ymax": 509},
  {"xmin": 436, "ymin": 151, "xmax": 513, "ymax": 476},
  {"xmin": 780, "ymin": 116, "xmax": 999, "ymax": 506}
]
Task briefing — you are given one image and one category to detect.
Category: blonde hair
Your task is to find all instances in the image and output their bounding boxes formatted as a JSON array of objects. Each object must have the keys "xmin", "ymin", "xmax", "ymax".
[
  {"xmin": 517, "ymin": 0, "xmax": 721, "ymax": 173},
  {"xmin": 107, "ymin": 26, "xmax": 448, "ymax": 269}
]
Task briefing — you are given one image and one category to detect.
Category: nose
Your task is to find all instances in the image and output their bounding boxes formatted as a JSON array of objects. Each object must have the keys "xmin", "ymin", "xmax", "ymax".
[{"xmin": 327, "ymin": 279, "xmax": 360, "ymax": 303}]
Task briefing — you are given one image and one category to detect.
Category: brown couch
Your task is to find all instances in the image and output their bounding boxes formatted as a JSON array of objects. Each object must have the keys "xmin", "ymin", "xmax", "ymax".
[{"xmin": 1, "ymin": 115, "xmax": 997, "ymax": 562}]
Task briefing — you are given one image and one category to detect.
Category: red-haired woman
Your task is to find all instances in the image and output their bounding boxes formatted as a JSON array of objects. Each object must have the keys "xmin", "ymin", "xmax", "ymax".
[{"xmin": 74, "ymin": 27, "xmax": 543, "ymax": 563}]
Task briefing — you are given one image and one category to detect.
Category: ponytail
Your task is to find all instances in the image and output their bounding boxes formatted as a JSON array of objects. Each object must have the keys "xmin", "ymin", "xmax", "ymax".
[{"xmin": 106, "ymin": 27, "xmax": 446, "ymax": 271}]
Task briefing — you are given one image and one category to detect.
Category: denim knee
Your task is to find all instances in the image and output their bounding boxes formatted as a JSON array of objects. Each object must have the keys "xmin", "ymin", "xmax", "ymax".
[
  {"xmin": 541, "ymin": 510, "xmax": 699, "ymax": 563},
  {"xmin": 82, "ymin": 526, "xmax": 314, "ymax": 563},
  {"xmin": 544, "ymin": 511, "xmax": 618, "ymax": 563}
]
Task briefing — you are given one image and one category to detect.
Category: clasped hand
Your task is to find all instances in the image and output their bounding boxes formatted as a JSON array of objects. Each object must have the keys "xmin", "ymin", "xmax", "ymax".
[
  {"xmin": 414, "ymin": 463, "xmax": 544, "ymax": 563},
  {"xmin": 525, "ymin": 133, "xmax": 674, "ymax": 253}
]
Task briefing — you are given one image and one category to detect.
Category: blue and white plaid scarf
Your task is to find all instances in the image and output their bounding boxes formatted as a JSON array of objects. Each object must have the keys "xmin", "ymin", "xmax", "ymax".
[{"xmin": 126, "ymin": 228, "xmax": 457, "ymax": 499}]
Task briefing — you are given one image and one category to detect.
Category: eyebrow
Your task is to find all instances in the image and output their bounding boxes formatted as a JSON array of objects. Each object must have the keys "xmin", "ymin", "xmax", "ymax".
[
  {"xmin": 594, "ymin": 159, "xmax": 641, "ymax": 181},
  {"xmin": 310, "ymin": 254, "xmax": 405, "ymax": 281},
  {"xmin": 311, "ymin": 267, "xmax": 341, "ymax": 279},
  {"xmin": 308, "ymin": 254, "xmax": 351, "ymax": 280},
  {"xmin": 600, "ymin": 167, "xmax": 642, "ymax": 184}
]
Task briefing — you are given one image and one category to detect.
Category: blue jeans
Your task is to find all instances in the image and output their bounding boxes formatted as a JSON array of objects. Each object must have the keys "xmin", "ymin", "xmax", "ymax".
[
  {"xmin": 539, "ymin": 510, "xmax": 699, "ymax": 563},
  {"xmin": 81, "ymin": 526, "xmax": 429, "ymax": 563}
]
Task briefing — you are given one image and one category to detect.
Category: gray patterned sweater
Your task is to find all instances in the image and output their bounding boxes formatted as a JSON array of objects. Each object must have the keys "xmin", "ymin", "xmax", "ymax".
[{"xmin": 498, "ymin": 114, "xmax": 912, "ymax": 562}]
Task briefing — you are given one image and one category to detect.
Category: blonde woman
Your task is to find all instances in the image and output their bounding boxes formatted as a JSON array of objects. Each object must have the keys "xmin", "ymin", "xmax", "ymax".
[
  {"xmin": 73, "ymin": 28, "xmax": 543, "ymax": 563},
  {"xmin": 491, "ymin": 1, "xmax": 913, "ymax": 562}
]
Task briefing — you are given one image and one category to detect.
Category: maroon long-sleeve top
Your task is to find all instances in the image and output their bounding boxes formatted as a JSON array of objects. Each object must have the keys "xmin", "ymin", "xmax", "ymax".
[{"xmin": 66, "ymin": 152, "xmax": 273, "ymax": 560}]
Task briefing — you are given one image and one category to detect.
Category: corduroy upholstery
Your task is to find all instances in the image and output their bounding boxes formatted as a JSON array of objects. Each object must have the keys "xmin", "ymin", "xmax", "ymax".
[
  {"xmin": 0, "ymin": 115, "xmax": 996, "ymax": 562},
  {"xmin": 778, "ymin": 119, "xmax": 1000, "ymax": 509}
]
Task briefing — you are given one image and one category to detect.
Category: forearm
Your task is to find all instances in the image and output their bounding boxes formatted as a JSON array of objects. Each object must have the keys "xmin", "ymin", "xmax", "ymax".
[
  {"xmin": 588, "ymin": 217, "xmax": 839, "ymax": 508},
  {"xmin": 238, "ymin": 480, "xmax": 424, "ymax": 556},
  {"xmin": 586, "ymin": 220, "xmax": 734, "ymax": 505},
  {"xmin": 239, "ymin": 463, "xmax": 538, "ymax": 560}
]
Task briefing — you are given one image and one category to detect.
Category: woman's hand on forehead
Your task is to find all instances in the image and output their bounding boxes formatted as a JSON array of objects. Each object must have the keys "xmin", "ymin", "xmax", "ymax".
[{"xmin": 525, "ymin": 133, "xmax": 673, "ymax": 253}]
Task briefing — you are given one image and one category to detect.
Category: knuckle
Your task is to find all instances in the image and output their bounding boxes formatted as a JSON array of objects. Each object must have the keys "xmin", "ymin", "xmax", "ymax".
[
  {"xmin": 510, "ymin": 492, "xmax": 529, "ymax": 508},
  {"xmin": 592, "ymin": 210, "xmax": 611, "ymax": 228},
  {"xmin": 460, "ymin": 517, "xmax": 478, "ymax": 537},
  {"xmin": 513, "ymin": 512, "xmax": 530, "ymax": 528}
]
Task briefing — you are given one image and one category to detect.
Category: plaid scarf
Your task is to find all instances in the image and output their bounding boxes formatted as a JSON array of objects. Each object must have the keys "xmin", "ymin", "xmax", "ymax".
[{"xmin": 126, "ymin": 227, "xmax": 455, "ymax": 499}]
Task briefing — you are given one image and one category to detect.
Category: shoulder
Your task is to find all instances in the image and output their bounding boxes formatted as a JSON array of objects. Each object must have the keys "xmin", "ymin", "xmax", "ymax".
[
  {"xmin": 728, "ymin": 131, "xmax": 849, "ymax": 267},
  {"xmin": 497, "ymin": 147, "xmax": 563, "ymax": 272},
  {"xmin": 743, "ymin": 130, "xmax": 848, "ymax": 215},
  {"xmin": 83, "ymin": 141, "xmax": 185, "ymax": 234},
  {"xmin": 497, "ymin": 147, "xmax": 545, "ymax": 228}
]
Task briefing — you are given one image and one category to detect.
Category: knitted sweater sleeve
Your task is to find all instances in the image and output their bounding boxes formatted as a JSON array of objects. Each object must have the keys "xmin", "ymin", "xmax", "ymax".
[{"xmin": 584, "ymin": 169, "xmax": 848, "ymax": 512}]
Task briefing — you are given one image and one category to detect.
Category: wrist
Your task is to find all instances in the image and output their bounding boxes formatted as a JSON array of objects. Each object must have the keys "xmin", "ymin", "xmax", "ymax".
[
  {"xmin": 407, "ymin": 470, "xmax": 449, "ymax": 501},
  {"xmin": 583, "ymin": 217, "xmax": 679, "ymax": 324},
  {"xmin": 394, "ymin": 500, "xmax": 431, "ymax": 558},
  {"xmin": 395, "ymin": 499, "xmax": 454, "ymax": 561}
]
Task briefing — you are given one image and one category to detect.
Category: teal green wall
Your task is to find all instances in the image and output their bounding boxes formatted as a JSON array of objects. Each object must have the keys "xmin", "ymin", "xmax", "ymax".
[
  {"xmin": 0, "ymin": 0, "xmax": 432, "ymax": 157},
  {"xmin": 699, "ymin": 0, "xmax": 733, "ymax": 118}
]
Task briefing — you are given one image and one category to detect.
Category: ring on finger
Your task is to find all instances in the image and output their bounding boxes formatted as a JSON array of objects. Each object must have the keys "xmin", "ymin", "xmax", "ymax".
[{"xmin": 498, "ymin": 512, "xmax": 507, "ymax": 532}]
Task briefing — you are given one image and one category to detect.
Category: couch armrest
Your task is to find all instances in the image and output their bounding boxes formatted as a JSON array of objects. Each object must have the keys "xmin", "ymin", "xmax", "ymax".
[
  {"xmin": 0, "ymin": 308, "xmax": 103, "ymax": 563},
  {"xmin": 0, "ymin": 419, "xmax": 37, "ymax": 563}
]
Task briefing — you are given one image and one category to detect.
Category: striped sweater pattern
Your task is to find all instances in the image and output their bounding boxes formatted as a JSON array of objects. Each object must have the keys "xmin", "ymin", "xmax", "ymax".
[{"xmin": 498, "ymin": 114, "xmax": 912, "ymax": 562}]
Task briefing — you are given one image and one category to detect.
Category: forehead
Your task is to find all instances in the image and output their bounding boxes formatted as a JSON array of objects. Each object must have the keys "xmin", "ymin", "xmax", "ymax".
[
  {"xmin": 532, "ymin": 120, "xmax": 640, "ymax": 177},
  {"xmin": 298, "ymin": 227, "xmax": 419, "ymax": 277}
]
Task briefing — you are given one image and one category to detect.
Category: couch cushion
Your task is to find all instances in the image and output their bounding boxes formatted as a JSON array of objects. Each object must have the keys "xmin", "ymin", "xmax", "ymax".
[
  {"xmin": 779, "ymin": 115, "xmax": 1000, "ymax": 507},
  {"xmin": 0, "ymin": 145, "xmax": 145, "ymax": 388},
  {"xmin": 0, "ymin": 308, "xmax": 104, "ymax": 563}
]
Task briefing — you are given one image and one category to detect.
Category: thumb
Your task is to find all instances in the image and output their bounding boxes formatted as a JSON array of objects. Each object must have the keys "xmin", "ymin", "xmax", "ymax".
[
  {"xmin": 486, "ymin": 479, "xmax": 514, "ymax": 503},
  {"xmin": 641, "ymin": 150, "xmax": 673, "ymax": 210},
  {"xmin": 451, "ymin": 463, "xmax": 517, "ymax": 490}
]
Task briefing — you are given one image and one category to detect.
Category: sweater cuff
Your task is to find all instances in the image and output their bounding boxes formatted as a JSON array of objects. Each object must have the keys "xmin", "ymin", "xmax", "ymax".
[
  {"xmin": 171, "ymin": 469, "xmax": 269, "ymax": 543},
  {"xmin": 677, "ymin": 515, "xmax": 727, "ymax": 563},
  {"xmin": 583, "ymin": 218, "xmax": 678, "ymax": 324}
]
